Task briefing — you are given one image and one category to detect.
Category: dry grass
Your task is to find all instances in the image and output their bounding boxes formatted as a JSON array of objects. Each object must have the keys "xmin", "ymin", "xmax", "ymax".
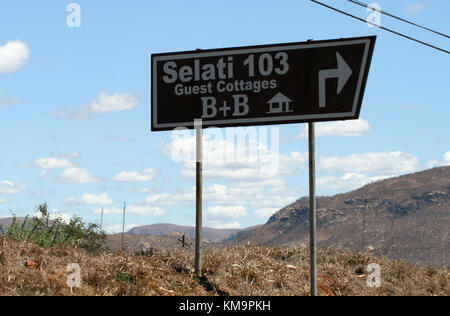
[{"xmin": 0, "ymin": 236, "xmax": 448, "ymax": 296}]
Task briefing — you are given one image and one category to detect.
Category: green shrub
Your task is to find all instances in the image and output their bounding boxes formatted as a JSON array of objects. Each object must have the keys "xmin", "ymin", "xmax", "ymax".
[
  {"xmin": 4, "ymin": 203, "xmax": 107, "ymax": 253},
  {"xmin": 116, "ymin": 272, "xmax": 134, "ymax": 283}
]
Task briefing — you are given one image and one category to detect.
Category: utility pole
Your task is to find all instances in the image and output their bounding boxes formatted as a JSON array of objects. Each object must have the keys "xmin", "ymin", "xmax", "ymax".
[
  {"xmin": 194, "ymin": 119, "xmax": 203, "ymax": 277},
  {"xmin": 308, "ymin": 122, "xmax": 317, "ymax": 296},
  {"xmin": 121, "ymin": 202, "xmax": 126, "ymax": 250},
  {"xmin": 100, "ymin": 207, "xmax": 104, "ymax": 230}
]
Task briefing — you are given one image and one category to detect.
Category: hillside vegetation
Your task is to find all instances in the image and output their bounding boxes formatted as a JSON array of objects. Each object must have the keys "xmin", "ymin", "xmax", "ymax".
[
  {"xmin": 127, "ymin": 223, "xmax": 247, "ymax": 243},
  {"xmin": 0, "ymin": 204, "xmax": 106, "ymax": 253},
  {"xmin": 229, "ymin": 167, "xmax": 449, "ymax": 267},
  {"xmin": 0, "ymin": 236, "xmax": 448, "ymax": 296},
  {"xmin": 107, "ymin": 232, "xmax": 194, "ymax": 251}
]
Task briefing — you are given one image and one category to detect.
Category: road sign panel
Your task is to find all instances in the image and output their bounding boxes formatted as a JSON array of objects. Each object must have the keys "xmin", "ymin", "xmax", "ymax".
[{"xmin": 151, "ymin": 36, "xmax": 376, "ymax": 131}]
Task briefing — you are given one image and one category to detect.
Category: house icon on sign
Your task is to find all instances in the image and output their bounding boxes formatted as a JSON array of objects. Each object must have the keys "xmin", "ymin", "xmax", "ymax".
[{"xmin": 267, "ymin": 92, "xmax": 293, "ymax": 114}]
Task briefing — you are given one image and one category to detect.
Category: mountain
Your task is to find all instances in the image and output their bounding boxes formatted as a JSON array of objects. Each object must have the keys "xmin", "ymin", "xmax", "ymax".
[
  {"xmin": 107, "ymin": 232, "xmax": 194, "ymax": 251},
  {"xmin": 0, "ymin": 217, "xmax": 28, "ymax": 232},
  {"xmin": 228, "ymin": 166, "xmax": 450, "ymax": 266},
  {"xmin": 127, "ymin": 223, "xmax": 254, "ymax": 242},
  {"xmin": 0, "ymin": 217, "xmax": 57, "ymax": 230}
]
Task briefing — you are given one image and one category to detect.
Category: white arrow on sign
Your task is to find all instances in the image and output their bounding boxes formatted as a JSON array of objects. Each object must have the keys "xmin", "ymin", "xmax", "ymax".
[{"xmin": 318, "ymin": 52, "xmax": 353, "ymax": 108}]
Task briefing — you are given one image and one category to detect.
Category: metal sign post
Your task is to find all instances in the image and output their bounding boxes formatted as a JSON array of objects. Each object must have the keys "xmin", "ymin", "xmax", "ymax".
[
  {"xmin": 195, "ymin": 119, "xmax": 203, "ymax": 277},
  {"xmin": 308, "ymin": 122, "xmax": 317, "ymax": 296}
]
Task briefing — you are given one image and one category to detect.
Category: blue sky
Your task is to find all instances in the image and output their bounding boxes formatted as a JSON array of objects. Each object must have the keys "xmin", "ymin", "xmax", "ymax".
[{"xmin": 0, "ymin": 0, "xmax": 448, "ymax": 232}]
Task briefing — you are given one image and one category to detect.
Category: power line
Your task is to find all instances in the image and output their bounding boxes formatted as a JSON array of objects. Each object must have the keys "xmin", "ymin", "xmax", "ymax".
[
  {"xmin": 310, "ymin": 0, "xmax": 449, "ymax": 54},
  {"xmin": 347, "ymin": 0, "xmax": 450, "ymax": 39}
]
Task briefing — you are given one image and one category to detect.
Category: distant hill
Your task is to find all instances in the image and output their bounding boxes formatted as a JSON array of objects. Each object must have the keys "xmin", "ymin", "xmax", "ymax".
[
  {"xmin": 0, "ymin": 217, "xmax": 27, "ymax": 232},
  {"xmin": 228, "ymin": 166, "xmax": 450, "ymax": 267},
  {"xmin": 0, "ymin": 217, "xmax": 57, "ymax": 230},
  {"xmin": 107, "ymin": 232, "xmax": 194, "ymax": 251},
  {"xmin": 127, "ymin": 223, "xmax": 254, "ymax": 243}
]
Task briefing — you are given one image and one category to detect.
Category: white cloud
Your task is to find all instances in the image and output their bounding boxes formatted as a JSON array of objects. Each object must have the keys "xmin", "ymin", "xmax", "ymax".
[
  {"xmin": 426, "ymin": 160, "xmax": 440, "ymax": 169},
  {"xmin": 0, "ymin": 180, "xmax": 26, "ymax": 194},
  {"xmin": 0, "ymin": 40, "xmax": 30, "ymax": 74},
  {"xmin": 126, "ymin": 205, "xmax": 167, "ymax": 216},
  {"xmin": 34, "ymin": 155, "xmax": 101, "ymax": 184},
  {"xmin": 156, "ymin": 139, "xmax": 302, "ymax": 209},
  {"xmin": 318, "ymin": 151, "xmax": 419, "ymax": 175},
  {"xmin": 104, "ymin": 224, "xmax": 140, "ymax": 234},
  {"xmin": 53, "ymin": 92, "xmax": 140, "ymax": 120},
  {"xmin": 205, "ymin": 183, "xmax": 296, "ymax": 208},
  {"xmin": 93, "ymin": 205, "xmax": 167, "ymax": 216},
  {"xmin": 49, "ymin": 210, "xmax": 72, "ymax": 224},
  {"xmin": 145, "ymin": 182, "xmax": 298, "ymax": 210},
  {"xmin": 166, "ymin": 131, "xmax": 306, "ymax": 182},
  {"xmin": 33, "ymin": 209, "xmax": 72, "ymax": 224},
  {"xmin": 207, "ymin": 205, "xmax": 246, "ymax": 220},
  {"xmin": 0, "ymin": 198, "xmax": 7, "ymax": 204},
  {"xmin": 406, "ymin": 3, "xmax": 425, "ymax": 14},
  {"xmin": 112, "ymin": 186, "xmax": 152, "ymax": 193},
  {"xmin": 317, "ymin": 173, "xmax": 390, "ymax": 192},
  {"xmin": 298, "ymin": 118, "xmax": 370, "ymax": 139},
  {"xmin": 145, "ymin": 193, "xmax": 169, "ymax": 203},
  {"xmin": 35, "ymin": 157, "xmax": 75, "ymax": 169},
  {"xmin": 112, "ymin": 168, "xmax": 156, "ymax": 182},
  {"xmin": 89, "ymin": 92, "xmax": 139, "ymax": 113},
  {"xmin": 60, "ymin": 167, "xmax": 100, "ymax": 183},
  {"xmin": 425, "ymin": 151, "xmax": 450, "ymax": 169},
  {"xmin": 63, "ymin": 193, "xmax": 113, "ymax": 205},
  {"xmin": 93, "ymin": 207, "xmax": 123, "ymax": 215},
  {"xmin": 207, "ymin": 220, "xmax": 242, "ymax": 229},
  {"xmin": 162, "ymin": 132, "xmax": 423, "ymax": 209},
  {"xmin": 253, "ymin": 208, "xmax": 279, "ymax": 219},
  {"xmin": 145, "ymin": 191, "xmax": 193, "ymax": 206},
  {"xmin": 444, "ymin": 151, "xmax": 450, "ymax": 165}
]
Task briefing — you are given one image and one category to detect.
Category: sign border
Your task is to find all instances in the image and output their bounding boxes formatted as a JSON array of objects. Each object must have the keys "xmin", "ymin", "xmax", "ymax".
[{"xmin": 151, "ymin": 36, "xmax": 376, "ymax": 131}]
